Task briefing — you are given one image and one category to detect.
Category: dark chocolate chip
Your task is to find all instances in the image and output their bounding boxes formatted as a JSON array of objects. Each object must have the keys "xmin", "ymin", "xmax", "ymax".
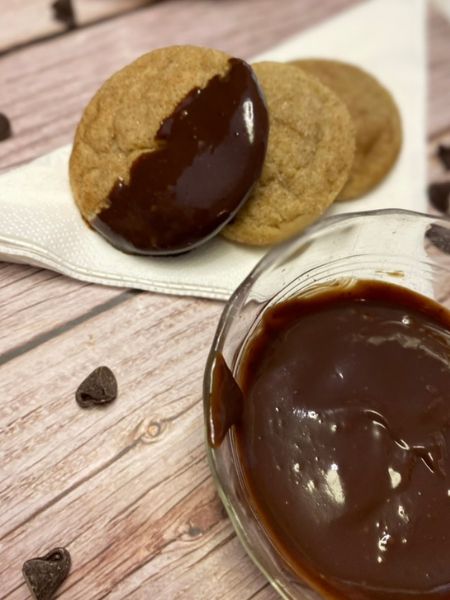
[
  {"xmin": 428, "ymin": 181, "xmax": 450, "ymax": 214},
  {"xmin": 76, "ymin": 366, "xmax": 118, "ymax": 408},
  {"xmin": 0, "ymin": 113, "xmax": 12, "ymax": 142},
  {"xmin": 438, "ymin": 144, "xmax": 450, "ymax": 170},
  {"xmin": 22, "ymin": 547, "xmax": 71, "ymax": 600},
  {"xmin": 51, "ymin": 0, "xmax": 76, "ymax": 29},
  {"xmin": 426, "ymin": 224, "xmax": 450, "ymax": 254}
]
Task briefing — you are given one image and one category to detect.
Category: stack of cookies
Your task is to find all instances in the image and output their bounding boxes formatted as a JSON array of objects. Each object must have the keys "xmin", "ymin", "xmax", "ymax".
[{"xmin": 69, "ymin": 45, "xmax": 402, "ymax": 255}]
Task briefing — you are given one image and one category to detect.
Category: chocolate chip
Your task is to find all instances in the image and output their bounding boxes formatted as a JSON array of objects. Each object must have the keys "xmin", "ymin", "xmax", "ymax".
[
  {"xmin": 426, "ymin": 224, "xmax": 450, "ymax": 254},
  {"xmin": 0, "ymin": 113, "xmax": 12, "ymax": 142},
  {"xmin": 428, "ymin": 181, "xmax": 450, "ymax": 214},
  {"xmin": 22, "ymin": 548, "xmax": 71, "ymax": 600},
  {"xmin": 438, "ymin": 144, "xmax": 450, "ymax": 170},
  {"xmin": 76, "ymin": 366, "xmax": 118, "ymax": 408},
  {"xmin": 51, "ymin": 0, "xmax": 76, "ymax": 29}
]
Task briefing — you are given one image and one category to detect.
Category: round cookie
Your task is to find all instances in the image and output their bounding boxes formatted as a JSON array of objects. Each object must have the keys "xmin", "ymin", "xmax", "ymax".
[
  {"xmin": 292, "ymin": 59, "xmax": 402, "ymax": 200},
  {"xmin": 222, "ymin": 61, "xmax": 355, "ymax": 246},
  {"xmin": 69, "ymin": 45, "xmax": 269, "ymax": 255}
]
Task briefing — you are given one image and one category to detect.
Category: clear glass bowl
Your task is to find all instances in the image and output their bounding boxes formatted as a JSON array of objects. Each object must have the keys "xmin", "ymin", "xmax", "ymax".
[{"xmin": 203, "ymin": 209, "xmax": 450, "ymax": 600}]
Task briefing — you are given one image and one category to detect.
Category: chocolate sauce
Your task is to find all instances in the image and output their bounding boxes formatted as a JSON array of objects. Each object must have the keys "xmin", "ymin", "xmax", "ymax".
[
  {"xmin": 212, "ymin": 281, "xmax": 450, "ymax": 599},
  {"xmin": 92, "ymin": 58, "xmax": 268, "ymax": 255},
  {"xmin": 208, "ymin": 352, "xmax": 243, "ymax": 448}
]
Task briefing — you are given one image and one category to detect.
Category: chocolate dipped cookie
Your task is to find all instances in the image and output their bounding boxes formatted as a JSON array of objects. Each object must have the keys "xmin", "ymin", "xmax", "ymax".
[{"xmin": 70, "ymin": 45, "xmax": 269, "ymax": 255}]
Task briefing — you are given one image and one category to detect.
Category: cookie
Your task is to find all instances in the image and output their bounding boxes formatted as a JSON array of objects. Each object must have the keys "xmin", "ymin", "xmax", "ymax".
[
  {"xmin": 292, "ymin": 59, "xmax": 402, "ymax": 200},
  {"xmin": 69, "ymin": 45, "xmax": 269, "ymax": 255},
  {"xmin": 222, "ymin": 61, "xmax": 355, "ymax": 246}
]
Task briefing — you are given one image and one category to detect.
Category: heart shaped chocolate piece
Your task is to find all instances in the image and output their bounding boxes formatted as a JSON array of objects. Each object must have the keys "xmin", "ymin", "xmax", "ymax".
[{"xmin": 22, "ymin": 547, "xmax": 71, "ymax": 600}]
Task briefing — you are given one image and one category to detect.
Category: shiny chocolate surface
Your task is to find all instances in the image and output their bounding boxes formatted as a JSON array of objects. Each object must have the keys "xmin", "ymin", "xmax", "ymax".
[
  {"xmin": 218, "ymin": 281, "xmax": 450, "ymax": 598},
  {"xmin": 92, "ymin": 58, "xmax": 268, "ymax": 255}
]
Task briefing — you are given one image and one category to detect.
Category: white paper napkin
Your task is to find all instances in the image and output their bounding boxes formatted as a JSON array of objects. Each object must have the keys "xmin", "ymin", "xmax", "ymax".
[{"xmin": 0, "ymin": 0, "xmax": 427, "ymax": 300}]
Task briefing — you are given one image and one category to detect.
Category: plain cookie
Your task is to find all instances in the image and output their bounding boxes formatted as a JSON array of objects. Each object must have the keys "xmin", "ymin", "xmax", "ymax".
[
  {"xmin": 222, "ymin": 61, "xmax": 355, "ymax": 246},
  {"xmin": 292, "ymin": 59, "xmax": 402, "ymax": 200}
]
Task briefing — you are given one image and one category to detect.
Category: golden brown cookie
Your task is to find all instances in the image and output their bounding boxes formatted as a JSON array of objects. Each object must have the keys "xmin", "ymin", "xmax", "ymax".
[
  {"xmin": 292, "ymin": 59, "xmax": 402, "ymax": 200},
  {"xmin": 222, "ymin": 61, "xmax": 355, "ymax": 246},
  {"xmin": 69, "ymin": 45, "xmax": 269, "ymax": 255}
]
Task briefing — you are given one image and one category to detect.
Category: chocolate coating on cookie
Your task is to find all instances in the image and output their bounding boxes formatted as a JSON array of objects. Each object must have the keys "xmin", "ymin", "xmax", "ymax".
[{"xmin": 91, "ymin": 58, "xmax": 268, "ymax": 255}]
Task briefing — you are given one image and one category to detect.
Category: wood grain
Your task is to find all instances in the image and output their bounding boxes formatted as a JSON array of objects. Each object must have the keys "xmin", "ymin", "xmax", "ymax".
[
  {"xmin": 0, "ymin": 0, "xmax": 65, "ymax": 54},
  {"xmin": 0, "ymin": 2, "xmax": 449, "ymax": 599},
  {"xmin": 0, "ymin": 0, "xmax": 155, "ymax": 54},
  {"xmin": 0, "ymin": 292, "xmax": 226, "ymax": 598},
  {"xmin": 75, "ymin": 0, "xmax": 152, "ymax": 26},
  {"xmin": 0, "ymin": 263, "xmax": 127, "ymax": 356},
  {"xmin": 427, "ymin": 130, "xmax": 450, "ymax": 184},
  {"xmin": 428, "ymin": 7, "xmax": 450, "ymax": 137}
]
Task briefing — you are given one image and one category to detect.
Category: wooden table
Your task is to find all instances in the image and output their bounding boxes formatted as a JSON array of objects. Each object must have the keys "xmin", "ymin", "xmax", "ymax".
[{"xmin": 1, "ymin": 1, "xmax": 449, "ymax": 598}]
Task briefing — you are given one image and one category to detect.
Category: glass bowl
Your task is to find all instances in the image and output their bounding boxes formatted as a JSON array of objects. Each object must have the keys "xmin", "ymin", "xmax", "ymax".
[{"xmin": 203, "ymin": 209, "xmax": 450, "ymax": 600}]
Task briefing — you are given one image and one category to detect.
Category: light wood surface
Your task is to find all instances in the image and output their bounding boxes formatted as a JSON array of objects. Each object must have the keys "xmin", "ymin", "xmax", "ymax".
[
  {"xmin": 0, "ymin": 2, "xmax": 449, "ymax": 599},
  {"xmin": 0, "ymin": 1, "xmax": 155, "ymax": 53}
]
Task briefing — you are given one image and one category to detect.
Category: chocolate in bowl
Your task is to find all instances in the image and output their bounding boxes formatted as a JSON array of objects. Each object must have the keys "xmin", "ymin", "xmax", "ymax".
[{"xmin": 204, "ymin": 209, "xmax": 450, "ymax": 600}]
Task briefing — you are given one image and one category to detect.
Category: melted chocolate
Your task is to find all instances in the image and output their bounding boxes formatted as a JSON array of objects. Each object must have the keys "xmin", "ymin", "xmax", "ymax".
[
  {"xmin": 216, "ymin": 281, "xmax": 450, "ymax": 599},
  {"xmin": 208, "ymin": 352, "xmax": 243, "ymax": 448},
  {"xmin": 92, "ymin": 58, "xmax": 268, "ymax": 255}
]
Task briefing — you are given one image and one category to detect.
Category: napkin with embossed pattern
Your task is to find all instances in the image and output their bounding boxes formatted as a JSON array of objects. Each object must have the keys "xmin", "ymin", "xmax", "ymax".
[{"xmin": 0, "ymin": 0, "xmax": 427, "ymax": 300}]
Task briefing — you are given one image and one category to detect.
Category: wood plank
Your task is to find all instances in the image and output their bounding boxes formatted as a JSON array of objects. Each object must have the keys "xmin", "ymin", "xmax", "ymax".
[
  {"xmin": 75, "ymin": 0, "xmax": 151, "ymax": 26},
  {"xmin": 0, "ymin": 264, "xmax": 127, "ymax": 356},
  {"xmin": 426, "ymin": 132, "xmax": 450, "ymax": 308},
  {"xmin": 0, "ymin": 294, "xmax": 218, "ymax": 478},
  {"xmin": 0, "ymin": 290, "xmax": 282, "ymax": 599},
  {"xmin": 427, "ymin": 129, "xmax": 450, "ymax": 184},
  {"xmin": 428, "ymin": 8, "xmax": 450, "ymax": 137},
  {"xmin": 0, "ymin": 0, "xmax": 354, "ymax": 172},
  {"xmin": 0, "ymin": 0, "xmax": 156, "ymax": 54},
  {"xmin": 0, "ymin": 0, "xmax": 65, "ymax": 54}
]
